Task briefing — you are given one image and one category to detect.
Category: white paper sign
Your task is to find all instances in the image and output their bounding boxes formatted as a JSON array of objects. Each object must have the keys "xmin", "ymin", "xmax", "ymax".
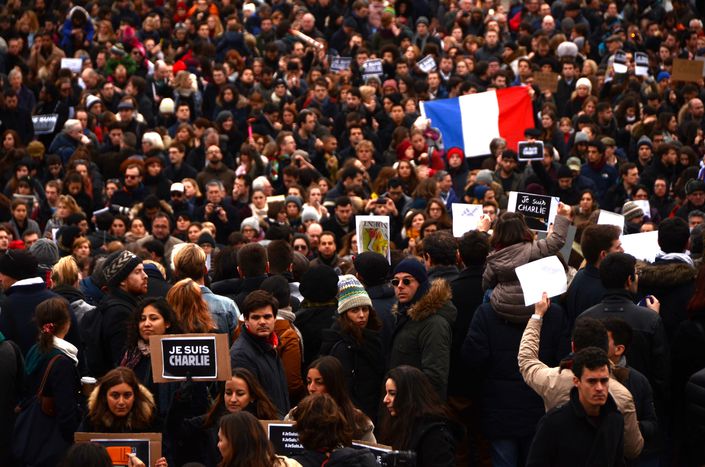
[
  {"xmin": 598, "ymin": 210, "xmax": 625, "ymax": 231},
  {"xmin": 515, "ymin": 255, "xmax": 568, "ymax": 306},
  {"xmin": 621, "ymin": 231, "xmax": 660, "ymax": 262},
  {"xmin": 61, "ymin": 58, "xmax": 83, "ymax": 73},
  {"xmin": 416, "ymin": 55, "xmax": 437, "ymax": 73},
  {"xmin": 613, "ymin": 50, "xmax": 628, "ymax": 74},
  {"xmin": 452, "ymin": 203, "xmax": 482, "ymax": 237},
  {"xmin": 632, "ymin": 200, "xmax": 651, "ymax": 218}
]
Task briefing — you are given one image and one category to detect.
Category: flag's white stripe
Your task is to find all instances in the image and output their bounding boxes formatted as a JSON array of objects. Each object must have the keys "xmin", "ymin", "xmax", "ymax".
[{"xmin": 459, "ymin": 91, "xmax": 500, "ymax": 158}]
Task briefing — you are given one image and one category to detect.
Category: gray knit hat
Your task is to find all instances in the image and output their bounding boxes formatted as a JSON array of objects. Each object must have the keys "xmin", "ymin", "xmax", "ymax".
[
  {"xmin": 102, "ymin": 250, "xmax": 142, "ymax": 287},
  {"xmin": 337, "ymin": 274, "xmax": 372, "ymax": 315},
  {"xmin": 29, "ymin": 238, "xmax": 60, "ymax": 267}
]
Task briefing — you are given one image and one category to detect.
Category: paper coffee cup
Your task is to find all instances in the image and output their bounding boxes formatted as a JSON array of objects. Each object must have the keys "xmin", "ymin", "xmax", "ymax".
[{"xmin": 81, "ymin": 376, "xmax": 97, "ymax": 396}]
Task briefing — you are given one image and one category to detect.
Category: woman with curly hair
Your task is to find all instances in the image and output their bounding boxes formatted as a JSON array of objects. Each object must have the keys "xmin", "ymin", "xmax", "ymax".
[{"xmin": 291, "ymin": 394, "xmax": 377, "ymax": 467}]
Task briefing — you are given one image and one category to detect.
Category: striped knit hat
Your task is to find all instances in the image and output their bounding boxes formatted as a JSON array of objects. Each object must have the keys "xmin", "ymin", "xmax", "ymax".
[
  {"xmin": 102, "ymin": 250, "xmax": 142, "ymax": 287},
  {"xmin": 337, "ymin": 274, "xmax": 372, "ymax": 315}
]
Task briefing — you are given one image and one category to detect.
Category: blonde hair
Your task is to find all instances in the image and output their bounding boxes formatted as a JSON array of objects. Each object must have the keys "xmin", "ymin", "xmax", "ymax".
[
  {"xmin": 172, "ymin": 243, "xmax": 206, "ymax": 281},
  {"xmin": 166, "ymin": 279, "xmax": 215, "ymax": 333},
  {"xmin": 51, "ymin": 256, "xmax": 80, "ymax": 287},
  {"xmin": 58, "ymin": 194, "xmax": 83, "ymax": 217}
]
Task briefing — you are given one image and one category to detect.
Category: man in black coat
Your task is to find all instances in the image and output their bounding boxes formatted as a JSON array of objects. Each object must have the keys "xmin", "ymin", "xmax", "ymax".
[
  {"xmin": 0, "ymin": 250, "xmax": 80, "ymax": 355},
  {"xmin": 565, "ymin": 224, "xmax": 622, "ymax": 328},
  {"xmin": 230, "ymin": 290, "xmax": 290, "ymax": 416},
  {"xmin": 296, "ymin": 265, "xmax": 339, "ymax": 369},
  {"xmin": 526, "ymin": 347, "xmax": 624, "ymax": 467},
  {"xmin": 636, "ymin": 217, "xmax": 696, "ymax": 344},
  {"xmin": 93, "ymin": 250, "xmax": 148, "ymax": 375},
  {"xmin": 425, "ymin": 231, "xmax": 460, "ymax": 283},
  {"xmin": 581, "ymin": 252, "xmax": 670, "ymax": 419}
]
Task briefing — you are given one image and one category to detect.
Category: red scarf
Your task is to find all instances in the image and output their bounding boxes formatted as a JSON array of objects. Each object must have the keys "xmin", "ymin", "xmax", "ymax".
[{"xmin": 246, "ymin": 324, "xmax": 279, "ymax": 349}]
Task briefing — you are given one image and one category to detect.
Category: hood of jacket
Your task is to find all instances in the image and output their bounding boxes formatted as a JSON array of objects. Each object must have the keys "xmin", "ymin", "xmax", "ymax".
[
  {"xmin": 637, "ymin": 259, "xmax": 696, "ymax": 289},
  {"xmin": 394, "ymin": 279, "xmax": 455, "ymax": 323},
  {"xmin": 88, "ymin": 381, "xmax": 156, "ymax": 431}
]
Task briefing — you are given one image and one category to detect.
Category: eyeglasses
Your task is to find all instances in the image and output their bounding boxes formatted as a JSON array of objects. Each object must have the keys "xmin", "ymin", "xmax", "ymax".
[
  {"xmin": 391, "ymin": 277, "xmax": 414, "ymax": 287},
  {"xmin": 124, "ymin": 174, "xmax": 140, "ymax": 179},
  {"xmin": 293, "ymin": 245, "xmax": 307, "ymax": 251}
]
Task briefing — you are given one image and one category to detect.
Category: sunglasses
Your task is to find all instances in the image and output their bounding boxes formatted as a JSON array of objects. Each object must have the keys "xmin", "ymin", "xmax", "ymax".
[
  {"xmin": 293, "ymin": 245, "xmax": 307, "ymax": 251},
  {"xmin": 391, "ymin": 277, "xmax": 414, "ymax": 287}
]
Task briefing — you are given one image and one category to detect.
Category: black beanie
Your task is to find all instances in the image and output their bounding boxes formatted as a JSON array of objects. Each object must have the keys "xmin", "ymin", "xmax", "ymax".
[
  {"xmin": 102, "ymin": 250, "xmax": 142, "ymax": 287},
  {"xmin": 0, "ymin": 249, "xmax": 38, "ymax": 280},
  {"xmin": 299, "ymin": 265, "xmax": 338, "ymax": 302}
]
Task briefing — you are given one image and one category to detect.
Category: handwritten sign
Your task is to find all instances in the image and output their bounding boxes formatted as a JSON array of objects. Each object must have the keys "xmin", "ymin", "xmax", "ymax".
[
  {"xmin": 672, "ymin": 58, "xmax": 705, "ymax": 82},
  {"xmin": 150, "ymin": 334, "xmax": 230, "ymax": 383},
  {"xmin": 507, "ymin": 191, "xmax": 558, "ymax": 232},
  {"xmin": 634, "ymin": 52, "xmax": 649, "ymax": 77},
  {"xmin": 597, "ymin": 210, "xmax": 625, "ymax": 231},
  {"xmin": 356, "ymin": 215, "xmax": 391, "ymax": 263},
  {"xmin": 75, "ymin": 433, "xmax": 160, "ymax": 466},
  {"xmin": 518, "ymin": 140, "xmax": 544, "ymax": 161},
  {"xmin": 452, "ymin": 203, "xmax": 482, "ymax": 237},
  {"xmin": 533, "ymin": 72, "xmax": 559, "ymax": 92},
  {"xmin": 330, "ymin": 56, "xmax": 352, "ymax": 72},
  {"xmin": 621, "ymin": 231, "xmax": 660, "ymax": 262},
  {"xmin": 515, "ymin": 255, "xmax": 568, "ymax": 306},
  {"xmin": 613, "ymin": 50, "xmax": 628, "ymax": 74},
  {"xmin": 60, "ymin": 58, "xmax": 83, "ymax": 73},
  {"xmin": 416, "ymin": 55, "xmax": 437, "ymax": 73}
]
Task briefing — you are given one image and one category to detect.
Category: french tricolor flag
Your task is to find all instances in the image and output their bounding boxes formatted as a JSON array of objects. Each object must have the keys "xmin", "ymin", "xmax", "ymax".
[{"xmin": 420, "ymin": 86, "xmax": 535, "ymax": 158}]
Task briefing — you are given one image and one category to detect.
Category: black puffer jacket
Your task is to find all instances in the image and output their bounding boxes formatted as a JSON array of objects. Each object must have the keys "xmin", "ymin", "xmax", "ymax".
[{"xmin": 319, "ymin": 322, "xmax": 385, "ymax": 420}]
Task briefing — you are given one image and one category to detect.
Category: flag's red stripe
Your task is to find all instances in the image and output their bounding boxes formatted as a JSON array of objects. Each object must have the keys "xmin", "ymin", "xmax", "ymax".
[{"xmin": 496, "ymin": 87, "xmax": 535, "ymax": 153}]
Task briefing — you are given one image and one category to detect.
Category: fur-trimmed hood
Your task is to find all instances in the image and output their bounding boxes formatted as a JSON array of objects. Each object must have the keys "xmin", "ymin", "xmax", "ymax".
[
  {"xmin": 393, "ymin": 279, "xmax": 455, "ymax": 322},
  {"xmin": 87, "ymin": 382, "xmax": 156, "ymax": 432},
  {"xmin": 637, "ymin": 259, "xmax": 696, "ymax": 289}
]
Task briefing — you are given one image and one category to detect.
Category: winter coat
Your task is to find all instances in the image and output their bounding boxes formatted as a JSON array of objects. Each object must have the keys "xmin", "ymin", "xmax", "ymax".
[
  {"xmin": 23, "ymin": 347, "xmax": 82, "ymax": 466},
  {"xmin": 673, "ymin": 310, "xmax": 705, "ymax": 401},
  {"xmin": 517, "ymin": 317, "xmax": 643, "ymax": 458},
  {"xmin": 637, "ymin": 257, "xmax": 696, "ymax": 344},
  {"xmin": 684, "ymin": 368, "xmax": 705, "ymax": 466},
  {"xmin": 483, "ymin": 214, "xmax": 569, "ymax": 324},
  {"xmin": 366, "ymin": 283, "xmax": 395, "ymax": 351},
  {"xmin": 463, "ymin": 302, "xmax": 570, "ymax": 439},
  {"xmin": 98, "ymin": 287, "xmax": 143, "ymax": 373},
  {"xmin": 0, "ymin": 337, "xmax": 22, "ymax": 465},
  {"xmin": 402, "ymin": 416, "xmax": 463, "ymax": 467},
  {"xmin": 52, "ymin": 284, "xmax": 95, "ymax": 324},
  {"xmin": 612, "ymin": 363, "xmax": 659, "ymax": 458},
  {"xmin": 319, "ymin": 322, "xmax": 385, "ymax": 420},
  {"xmin": 581, "ymin": 290, "xmax": 671, "ymax": 410},
  {"xmin": 230, "ymin": 327, "xmax": 290, "ymax": 416},
  {"xmin": 526, "ymin": 388, "xmax": 624, "ymax": 467},
  {"xmin": 0, "ymin": 279, "xmax": 81, "ymax": 356},
  {"xmin": 389, "ymin": 279, "xmax": 457, "ymax": 399},
  {"xmin": 295, "ymin": 301, "xmax": 337, "ymax": 368},
  {"xmin": 449, "ymin": 264, "xmax": 485, "ymax": 397},
  {"xmin": 293, "ymin": 447, "xmax": 377, "ymax": 467},
  {"xmin": 564, "ymin": 264, "xmax": 606, "ymax": 328}
]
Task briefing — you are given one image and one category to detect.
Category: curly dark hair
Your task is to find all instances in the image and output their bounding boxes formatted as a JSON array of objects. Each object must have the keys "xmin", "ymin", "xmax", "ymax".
[{"xmin": 292, "ymin": 393, "xmax": 352, "ymax": 451}]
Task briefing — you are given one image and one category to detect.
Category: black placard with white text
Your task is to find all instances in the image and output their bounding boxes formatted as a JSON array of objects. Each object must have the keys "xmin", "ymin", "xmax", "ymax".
[
  {"xmin": 161, "ymin": 336, "xmax": 217, "ymax": 379},
  {"xmin": 507, "ymin": 191, "xmax": 558, "ymax": 232},
  {"xmin": 517, "ymin": 140, "xmax": 544, "ymax": 161}
]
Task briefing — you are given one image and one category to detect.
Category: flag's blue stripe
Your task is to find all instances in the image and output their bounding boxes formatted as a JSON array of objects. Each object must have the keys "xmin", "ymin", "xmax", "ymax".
[{"xmin": 422, "ymin": 98, "xmax": 464, "ymax": 152}]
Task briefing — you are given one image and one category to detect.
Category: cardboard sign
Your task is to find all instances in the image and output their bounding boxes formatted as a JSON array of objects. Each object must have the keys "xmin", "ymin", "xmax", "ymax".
[
  {"xmin": 416, "ymin": 55, "xmax": 437, "ymax": 73},
  {"xmin": 451, "ymin": 203, "xmax": 483, "ymax": 237},
  {"xmin": 634, "ymin": 52, "xmax": 649, "ymax": 77},
  {"xmin": 352, "ymin": 440, "xmax": 394, "ymax": 465},
  {"xmin": 60, "ymin": 57, "xmax": 83, "ymax": 73},
  {"xmin": 515, "ymin": 255, "xmax": 568, "ymax": 306},
  {"xmin": 597, "ymin": 209, "xmax": 625, "ymax": 231},
  {"xmin": 149, "ymin": 333, "xmax": 230, "ymax": 383},
  {"xmin": 621, "ymin": 230, "xmax": 660, "ymax": 262},
  {"xmin": 356, "ymin": 215, "xmax": 391, "ymax": 263},
  {"xmin": 75, "ymin": 433, "xmax": 161, "ymax": 466},
  {"xmin": 518, "ymin": 140, "xmax": 545, "ymax": 161},
  {"xmin": 261, "ymin": 421, "xmax": 305, "ymax": 456},
  {"xmin": 507, "ymin": 191, "xmax": 559, "ymax": 232},
  {"xmin": 613, "ymin": 50, "xmax": 628, "ymax": 74},
  {"xmin": 672, "ymin": 58, "xmax": 705, "ymax": 82},
  {"xmin": 32, "ymin": 114, "xmax": 59, "ymax": 135},
  {"xmin": 330, "ymin": 56, "xmax": 352, "ymax": 72},
  {"xmin": 362, "ymin": 59, "xmax": 383, "ymax": 79},
  {"xmin": 558, "ymin": 224, "xmax": 577, "ymax": 263},
  {"xmin": 633, "ymin": 199, "xmax": 651, "ymax": 218},
  {"xmin": 533, "ymin": 72, "xmax": 559, "ymax": 92}
]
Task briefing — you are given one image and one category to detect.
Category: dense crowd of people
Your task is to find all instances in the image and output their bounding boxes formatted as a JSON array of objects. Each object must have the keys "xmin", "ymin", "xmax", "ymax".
[{"xmin": 1, "ymin": 0, "xmax": 705, "ymax": 465}]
